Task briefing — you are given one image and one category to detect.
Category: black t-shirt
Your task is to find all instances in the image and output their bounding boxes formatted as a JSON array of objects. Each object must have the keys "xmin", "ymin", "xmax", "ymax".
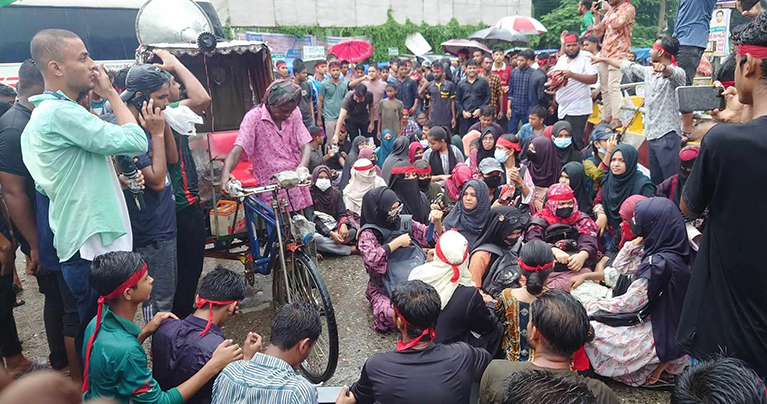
[
  {"xmin": 678, "ymin": 117, "xmax": 767, "ymax": 376},
  {"xmin": 341, "ymin": 91, "xmax": 374, "ymax": 124},
  {"xmin": 434, "ymin": 286, "xmax": 500, "ymax": 346},
  {"xmin": 0, "ymin": 100, "xmax": 11, "ymax": 118},
  {"xmin": 350, "ymin": 342, "xmax": 491, "ymax": 404},
  {"xmin": 298, "ymin": 80, "xmax": 313, "ymax": 127}
]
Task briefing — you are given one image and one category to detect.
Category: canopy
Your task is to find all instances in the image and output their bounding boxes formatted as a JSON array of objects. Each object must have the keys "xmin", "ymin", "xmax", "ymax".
[
  {"xmin": 469, "ymin": 27, "xmax": 529, "ymax": 46},
  {"xmin": 491, "ymin": 16, "xmax": 548, "ymax": 35},
  {"xmin": 328, "ymin": 39, "xmax": 374, "ymax": 63},
  {"xmin": 440, "ymin": 39, "xmax": 491, "ymax": 57}
]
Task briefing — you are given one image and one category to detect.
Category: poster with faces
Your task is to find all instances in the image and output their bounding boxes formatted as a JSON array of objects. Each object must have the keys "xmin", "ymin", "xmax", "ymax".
[{"xmin": 708, "ymin": 8, "xmax": 731, "ymax": 56}]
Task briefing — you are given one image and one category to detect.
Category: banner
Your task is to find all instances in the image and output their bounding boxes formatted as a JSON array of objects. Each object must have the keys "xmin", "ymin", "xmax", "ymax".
[
  {"xmin": 245, "ymin": 32, "xmax": 370, "ymax": 69},
  {"xmin": 707, "ymin": 8, "xmax": 731, "ymax": 56}
]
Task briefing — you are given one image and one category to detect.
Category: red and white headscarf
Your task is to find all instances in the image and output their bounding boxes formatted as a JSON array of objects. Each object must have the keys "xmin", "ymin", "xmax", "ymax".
[
  {"xmin": 408, "ymin": 230, "xmax": 474, "ymax": 309},
  {"xmin": 533, "ymin": 183, "xmax": 599, "ymax": 237}
]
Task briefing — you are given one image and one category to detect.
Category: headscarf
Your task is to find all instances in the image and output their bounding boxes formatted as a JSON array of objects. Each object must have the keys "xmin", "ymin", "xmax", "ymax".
[
  {"xmin": 409, "ymin": 230, "xmax": 474, "ymax": 309},
  {"xmin": 527, "ymin": 137, "xmax": 562, "ymax": 187},
  {"xmin": 376, "ymin": 129, "xmax": 397, "ymax": 169},
  {"xmin": 381, "ymin": 135, "xmax": 411, "ymax": 184},
  {"xmin": 534, "ymin": 184, "xmax": 598, "ymax": 237},
  {"xmin": 601, "ymin": 144, "xmax": 655, "ymax": 228},
  {"xmin": 443, "ymin": 179, "xmax": 492, "ymax": 249},
  {"xmin": 389, "ymin": 162, "xmax": 430, "ymax": 224},
  {"xmin": 428, "ymin": 126, "xmax": 458, "ymax": 176},
  {"xmin": 633, "ymin": 197, "xmax": 691, "ymax": 362},
  {"xmin": 476, "ymin": 127, "xmax": 498, "ymax": 165},
  {"xmin": 443, "ymin": 163, "xmax": 473, "ymax": 202},
  {"xmin": 310, "ymin": 165, "xmax": 337, "ymax": 215},
  {"xmin": 360, "ymin": 187, "xmax": 400, "ymax": 235},
  {"xmin": 359, "ymin": 148, "xmax": 382, "ymax": 176},
  {"xmin": 339, "ymin": 136, "xmax": 369, "ymax": 190},
  {"xmin": 618, "ymin": 195, "xmax": 647, "ymax": 249},
  {"xmin": 673, "ymin": 145, "xmax": 699, "ymax": 206},
  {"xmin": 263, "ymin": 79, "xmax": 301, "ymax": 107},
  {"xmin": 561, "ymin": 162, "xmax": 593, "ymax": 217},
  {"xmin": 343, "ymin": 158, "xmax": 387, "ymax": 215},
  {"xmin": 551, "ymin": 121, "xmax": 583, "ymax": 166},
  {"xmin": 409, "ymin": 142, "xmax": 424, "ymax": 163},
  {"xmin": 472, "ymin": 206, "xmax": 530, "ymax": 250}
]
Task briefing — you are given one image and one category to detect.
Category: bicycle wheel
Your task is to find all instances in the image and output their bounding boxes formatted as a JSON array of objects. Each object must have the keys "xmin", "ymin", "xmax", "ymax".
[{"xmin": 272, "ymin": 250, "xmax": 339, "ymax": 383}]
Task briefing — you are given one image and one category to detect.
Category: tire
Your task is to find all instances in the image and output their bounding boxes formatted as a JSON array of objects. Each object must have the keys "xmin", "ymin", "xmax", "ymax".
[{"xmin": 272, "ymin": 250, "xmax": 339, "ymax": 383}]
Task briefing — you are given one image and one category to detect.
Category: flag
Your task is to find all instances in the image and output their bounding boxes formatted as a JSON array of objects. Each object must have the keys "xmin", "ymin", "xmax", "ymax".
[{"xmin": 0, "ymin": 0, "xmax": 17, "ymax": 7}]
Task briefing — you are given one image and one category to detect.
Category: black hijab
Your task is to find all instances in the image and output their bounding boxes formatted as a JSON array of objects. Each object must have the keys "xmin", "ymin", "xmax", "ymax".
[
  {"xmin": 339, "ymin": 136, "xmax": 369, "ymax": 190},
  {"xmin": 526, "ymin": 136, "xmax": 561, "ymax": 187},
  {"xmin": 428, "ymin": 126, "xmax": 457, "ymax": 176},
  {"xmin": 360, "ymin": 187, "xmax": 400, "ymax": 242},
  {"xmin": 443, "ymin": 180, "xmax": 492, "ymax": 249},
  {"xmin": 551, "ymin": 121, "xmax": 583, "ymax": 165},
  {"xmin": 561, "ymin": 162, "xmax": 593, "ymax": 217},
  {"xmin": 634, "ymin": 197, "xmax": 691, "ymax": 362},
  {"xmin": 310, "ymin": 165, "xmax": 337, "ymax": 215},
  {"xmin": 601, "ymin": 144, "xmax": 655, "ymax": 228},
  {"xmin": 673, "ymin": 145, "xmax": 699, "ymax": 207},
  {"xmin": 476, "ymin": 127, "xmax": 498, "ymax": 164},
  {"xmin": 382, "ymin": 136, "xmax": 411, "ymax": 184},
  {"xmin": 389, "ymin": 162, "xmax": 431, "ymax": 225},
  {"xmin": 472, "ymin": 206, "xmax": 530, "ymax": 250}
]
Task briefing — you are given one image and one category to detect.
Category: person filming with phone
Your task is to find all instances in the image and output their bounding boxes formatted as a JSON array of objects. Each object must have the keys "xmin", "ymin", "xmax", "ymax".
[{"xmin": 592, "ymin": 36, "xmax": 686, "ymax": 185}]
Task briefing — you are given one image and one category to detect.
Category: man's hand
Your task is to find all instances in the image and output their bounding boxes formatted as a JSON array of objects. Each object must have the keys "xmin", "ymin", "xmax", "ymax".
[
  {"xmin": 652, "ymin": 62, "xmax": 668, "ymax": 75},
  {"xmin": 711, "ymin": 86, "xmax": 745, "ymax": 123},
  {"xmin": 208, "ymin": 339, "xmax": 244, "ymax": 372},
  {"xmin": 591, "ymin": 88, "xmax": 600, "ymax": 100},
  {"xmin": 151, "ymin": 49, "xmax": 181, "ymax": 74},
  {"xmin": 506, "ymin": 107, "xmax": 512, "ymax": 119},
  {"xmin": 335, "ymin": 386, "xmax": 357, "ymax": 404},
  {"xmin": 561, "ymin": 70, "xmax": 574, "ymax": 80},
  {"xmin": 143, "ymin": 312, "xmax": 178, "ymax": 335},
  {"xmin": 119, "ymin": 163, "xmax": 146, "ymax": 191},
  {"xmin": 368, "ymin": 121, "xmax": 375, "ymax": 133},
  {"xmin": 462, "ymin": 110, "xmax": 472, "ymax": 119},
  {"xmin": 568, "ymin": 251, "xmax": 588, "ymax": 272},
  {"xmin": 242, "ymin": 332, "xmax": 263, "ymax": 361},
  {"xmin": 92, "ymin": 64, "xmax": 117, "ymax": 99},
  {"xmin": 0, "ymin": 235, "xmax": 15, "ymax": 277},
  {"xmin": 451, "ymin": 117, "xmax": 457, "ymax": 127},
  {"xmin": 339, "ymin": 223, "xmax": 349, "ymax": 240},
  {"xmin": 316, "ymin": 117, "xmax": 323, "ymax": 128},
  {"xmin": 472, "ymin": 108, "xmax": 481, "ymax": 118},
  {"xmin": 138, "ymin": 99, "xmax": 165, "ymax": 135},
  {"xmin": 24, "ymin": 249, "xmax": 40, "ymax": 276},
  {"xmin": 591, "ymin": 56, "xmax": 606, "ymax": 65},
  {"xmin": 502, "ymin": 85, "xmax": 509, "ymax": 93},
  {"xmin": 220, "ymin": 173, "xmax": 238, "ymax": 196},
  {"xmin": 606, "ymin": 134, "xmax": 618, "ymax": 154}
]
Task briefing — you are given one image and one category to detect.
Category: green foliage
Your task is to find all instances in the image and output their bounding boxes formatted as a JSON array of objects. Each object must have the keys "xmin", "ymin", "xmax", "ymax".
[{"xmin": 223, "ymin": 17, "xmax": 235, "ymax": 41}]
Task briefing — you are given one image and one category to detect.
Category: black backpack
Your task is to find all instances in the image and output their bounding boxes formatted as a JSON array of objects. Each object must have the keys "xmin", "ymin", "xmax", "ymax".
[
  {"xmin": 474, "ymin": 242, "xmax": 522, "ymax": 299},
  {"xmin": 530, "ymin": 214, "xmax": 590, "ymax": 272}
]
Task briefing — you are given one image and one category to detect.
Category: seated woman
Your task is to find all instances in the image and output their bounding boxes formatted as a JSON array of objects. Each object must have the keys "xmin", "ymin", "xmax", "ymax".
[
  {"xmin": 494, "ymin": 239, "xmax": 554, "ymax": 362},
  {"xmin": 443, "ymin": 179, "xmax": 491, "ymax": 250},
  {"xmin": 375, "ymin": 129, "xmax": 396, "ymax": 169},
  {"xmin": 343, "ymin": 158, "xmax": 387, "ymax": 228},
  {"xmin": 310, "ymin": 165, "xmax": 356, "ymax": 256},
  {"xmin": 524, "ymin": 184, "xmax": 600, "ymax": 291},
  {"xmin": 594, "ymin": 144, "xmax": 655, "ymax": 247},
  {"xmin": 359, "ymin": 147, "xmax": 382, "ymax": 176},
  {"xmin": 424, "ymin": 126, "xmax": 465, "ymax": 182},
  {"xmin": 477, "ymin": 158, "xmax": 505, "ymax": 204},
  {"xmin": 408, "ymin": 142, "xmax": 424, "ymax": 164},
  {"xmin": 434, "ymin": 163, "xmax": 473, "ymax": 215},
  {"xmin": 339, "ymin": 136, "xmax": 372, "ymax": 190},
  {"xmin": 389, "ymin": 162, "xmax": 431, "ymax": 225},
  {"xmin": 560, "ymin": 162, "xmax": 594, "ymax": 218},
  {"xmin": 469, "ymin": 206, "xmax": 531, "ymax": 298},
  {"xmin": 409, "ymin": 230, "xmax": 503, "ymax": 354},
  {"xmin": 586, "ymin": 197, "xmax": 691, "ymax": 387},
  {"xmin": 357, "ymin": 187, "xmax": 440, "ymax": 332},
  {"xmin": 551, "ymin": 121, "xmax": 584, "ymax": 166},
  {"xmin": 469, "ymin": 127, "xmax": 498, "ymax": 176},
  {"xmin": 414, "ymin": 159, "xmax": 443, "ymax": 205},
  {"xmin": 525, "ymin": 137, "xmax": 562, "ymax": 211},
  {"xmin": 381, "ymin": 135, "xmax": 410, "ymax": 184},
  {"xmin": 495, "ymin": 134, "xmax": 535, "ymax": 212},
  {"xmin": 657, "ymin": 145, "xmax": 704, "ymax": 250},
  {"xmin": 583, "ymin": 123, "xmax": 614, "ymax": 190}
]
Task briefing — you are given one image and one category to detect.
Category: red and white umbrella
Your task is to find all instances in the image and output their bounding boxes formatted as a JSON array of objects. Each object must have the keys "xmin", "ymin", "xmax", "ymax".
[
  {"xmin": 440, "ymin": 39, "xmax": 491, "ymax": 57},
  {"xmin": 491, "ymin": 16, "xmax": 548, "ymax": 35}
]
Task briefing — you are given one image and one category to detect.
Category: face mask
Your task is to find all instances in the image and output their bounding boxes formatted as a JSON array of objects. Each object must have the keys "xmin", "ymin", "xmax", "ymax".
[
  {"xmin": 418, "ymin": 178, "xmax": 431, "ymax": 191},
  {"xmin": 598, "ymin": 147, "xmax": 607, "ymax": 155},
  {"xmin": 494, "ymin": 149, "xmax": 509, "ymax": 163},
  {"xmin": 387, "ymin": 204, "xmax": 403, "ymax": 225},
  {"xmin": 315, "ymin": 178, "xmax": 332, "ymax": 192},
  {"xmin": 630, "ymin": 220, "xmax": 643, "ymax": 237},
  {"xmin": 504, "ymin": 236, "xmax": 520, "ymax": 247},
  {"xmin": 484, "ymin": 176, "xmax": 502, "ymax": 189},
  {"xmin": 553, "ymin": 138, "xmax": 572, "ymax": 149},
  {"xmin": 556, "ymin": 207, "xmax": 574, "ymax": 219}
]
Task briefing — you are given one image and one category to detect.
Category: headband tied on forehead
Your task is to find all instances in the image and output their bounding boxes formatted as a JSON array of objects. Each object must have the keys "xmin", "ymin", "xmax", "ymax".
[
  {"xmin": 652, "ymin": 44, "xmax": 678, "ymax": 66},
  {"xmin": 435, "ymin": 238, "xmax": 470, "ymax": 283},
  {"xmin": 548, "ymin": 187, "xmax": 574, "ymax": 202},
  {"xmin": 518, "ymin": 258, "xmax": 554, "ymax": 273},
  {"xmin": 432, "ymin": 65, "xmax": 444, "ymax": 71},
  {"xmin": 393, "ymin": 306, "xmax": 436, "ymax": 352},
  {"xmin": 196, "ymin": 297, "xmax": 238, "ymax": 336},
  {"xmin": 391, "ymin": 165, "xmax": 416, "ymax": 175},
  {"xmin": 563, "ymin": 34, "xmax": 578, "ymax": 44},
  {"xmin": 82, "ymin": 263, "xmax": 148, "ymax": 393},
  {"xmin": 497, "ymin": 137, "xmax": 521, "ymax": 152},
  {"xmin": 736, "ymin": 44, "xmax": 767, "ymax": 59},
  {"xmin": 354, "ymin": 162, "xmax": 374, "ymax": 171},
  {"xmin": 276, "ymin": 61, "xmax": 286, "ymax": 67},
  {"xmin": 414, "ymin": 166, "xmax": 431, "ymax": 175}
]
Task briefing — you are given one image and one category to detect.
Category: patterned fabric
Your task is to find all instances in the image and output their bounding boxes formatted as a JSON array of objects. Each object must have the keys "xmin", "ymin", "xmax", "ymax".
[
  {"xmin": 620, "ymin": 61, "xmax": 685, "ymax": 141},
  {"xmin": 212, "ymin": 353, "xmax": 318, "ymax": 404},
  {"xmin": 534, "ymin": 184, "xmax": 599, "ymax": 237},
  {"xmin": 264, "ymin": 80, "xmax": 302, "ymax": 107},
  {"xmin": 401, "ymin": 120, "xmax": 420, "ymax": 138},
  {"xmin": 494, "ymin": 289, "xmax": 533, "ymax": 362},
  {"xmin": 508, "ymin": 67, "xmax": 533, "ymax": 114},
  {"xmin": 594, "ymin": 2, "xmax": 636, "ymax": 59},
  {"xmin": 484, "ymin": 73, "xmax": 503, "ymax": 114}
]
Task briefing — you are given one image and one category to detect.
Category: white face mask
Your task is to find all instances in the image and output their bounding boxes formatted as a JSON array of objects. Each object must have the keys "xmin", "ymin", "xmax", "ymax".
[{"xmin": 315, "ymin": 178, "xmax": 332, "ymax": 192}]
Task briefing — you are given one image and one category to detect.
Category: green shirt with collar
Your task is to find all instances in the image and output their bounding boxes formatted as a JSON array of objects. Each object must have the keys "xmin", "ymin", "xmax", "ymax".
[{"xmin": 82, "ymin": 305, "xmax": 183, "ymax": 404}]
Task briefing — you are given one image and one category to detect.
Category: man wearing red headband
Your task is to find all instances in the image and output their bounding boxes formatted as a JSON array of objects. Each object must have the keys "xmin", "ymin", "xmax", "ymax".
[
  {"xmin": 592, "ymin": 36, "xmax": 685, "ymax": 185},
  {"xmin": 592, "ymin": 0, "xmax": 636, "ymax": 127},
  {"xmin": 82, "ymin": 251, "xmax": 242, "ymax": 403},
  {"xmin": 275, "ymin": 61, "xmax": 290, "ymax": 81}
]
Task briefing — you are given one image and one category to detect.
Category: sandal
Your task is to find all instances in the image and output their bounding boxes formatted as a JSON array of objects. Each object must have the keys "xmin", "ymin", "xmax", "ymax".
[{"xmin": 11, "ymin": 358, "xmax": 50, "ymax": 379}]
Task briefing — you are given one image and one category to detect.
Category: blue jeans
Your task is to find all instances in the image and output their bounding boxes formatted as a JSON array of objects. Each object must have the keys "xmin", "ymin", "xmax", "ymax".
[
  {"xmin": 508, "ymin": 111, "xmax": 528, "ymax": 134},
  {"xmin": 61, "ymin": 254, "xmax": 98, "ymax": 325},
  {"xmin": 137, "ymin": 238, "xmax": 178, "ymax": 323}
]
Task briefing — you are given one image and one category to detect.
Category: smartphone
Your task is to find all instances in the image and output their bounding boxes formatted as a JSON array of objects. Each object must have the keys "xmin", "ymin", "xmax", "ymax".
[
  {"xmin": 676, "ymin": 86, "xmax": 725, "ymax": 113},
  {"xmin": 129, "ymin": 93, "xmax": 150, "ymax": 111}
]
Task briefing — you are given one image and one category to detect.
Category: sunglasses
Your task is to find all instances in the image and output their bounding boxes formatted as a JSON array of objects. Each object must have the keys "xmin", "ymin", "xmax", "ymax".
[{"xmin": 499, "ymin": 214, "xmax": 530, "ymax": 226}]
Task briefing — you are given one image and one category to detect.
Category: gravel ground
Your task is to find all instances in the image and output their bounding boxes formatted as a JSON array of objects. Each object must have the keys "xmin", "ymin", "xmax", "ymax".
[{"xmin": 10, "ymin": 252, "xmax": 669, "ymax": 403}]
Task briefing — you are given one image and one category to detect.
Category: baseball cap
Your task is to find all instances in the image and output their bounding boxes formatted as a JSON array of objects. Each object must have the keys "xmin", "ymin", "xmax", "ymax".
[
  {"xmin": 120, "ymin": 64, "xmax": 170, "ymax": 103},
  {"xmin": 422, "ymin": 59, "xmax": 432, "ymax": 68},
  {"xmin": 590, "ymin": 123, "xmax": 614, "ymax": 143},
  {"xmin": 479, "ymin": 157, "xmax": 504, "ymax": 175}
]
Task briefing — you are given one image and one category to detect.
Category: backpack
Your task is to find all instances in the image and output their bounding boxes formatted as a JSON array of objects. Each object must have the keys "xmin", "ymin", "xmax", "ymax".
[
  {"xmin": 530, "ymin": 214, "xmax": 590, "ymax": 272},
  {"xmin": 360, "ymin": 215, "xmax": 427, "ymax": 296},
  {"xmin": 474, "ymin": 242, "xmax": 522, "ymax": 299}
]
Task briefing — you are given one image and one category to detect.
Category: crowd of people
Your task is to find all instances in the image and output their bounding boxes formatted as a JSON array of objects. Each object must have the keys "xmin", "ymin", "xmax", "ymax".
[{"xmin": 1, "ymin": 0, "xmax": 767, "ymax": 403}]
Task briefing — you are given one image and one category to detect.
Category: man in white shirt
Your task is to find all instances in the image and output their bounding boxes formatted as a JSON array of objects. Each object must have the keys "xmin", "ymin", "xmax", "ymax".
[{"xmin": 551, "ymin": 33, "xmax": 599, "ymax": 150}]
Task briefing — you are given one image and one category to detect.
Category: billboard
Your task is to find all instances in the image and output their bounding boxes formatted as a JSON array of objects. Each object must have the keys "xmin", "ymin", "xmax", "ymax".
[{"xmin": 707, "ymin": 8, "xmax": 731, "ymax": 56}]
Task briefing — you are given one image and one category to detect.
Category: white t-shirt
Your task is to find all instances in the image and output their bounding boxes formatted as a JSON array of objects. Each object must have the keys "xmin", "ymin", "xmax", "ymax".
[
  {"xmin": 554, "ymin": 50, "xmax": 599, "ymax": 119},
  {"xmin": 79, "ymin": 164, "xmax": 133, "ymax": 261}
]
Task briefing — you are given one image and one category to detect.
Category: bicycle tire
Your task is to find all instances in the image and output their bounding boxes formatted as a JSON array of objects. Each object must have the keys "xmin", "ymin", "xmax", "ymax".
[{"xmin": 272, "ymin": 250, "xmax": 339, "ymax": 383}]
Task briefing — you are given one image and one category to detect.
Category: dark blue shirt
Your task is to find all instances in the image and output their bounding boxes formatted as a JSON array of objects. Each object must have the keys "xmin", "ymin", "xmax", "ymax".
[
  {"xmin": 395, "ymin": 77, "xmax": 419, "ymax": 110},
  {"xmin": 508, "ymin": 66, "xmax": 533, "ymax": 114},
  {"xmin": 35, "ymin": 193, "xmax": 60, "ymax": 271},
  {"xmin": 152, "ymin": 315, "xmax": 225, "ymax": 404},
  {"xmin": 673, "ymin": 0, "xmax": 717, "ymax": 48}
]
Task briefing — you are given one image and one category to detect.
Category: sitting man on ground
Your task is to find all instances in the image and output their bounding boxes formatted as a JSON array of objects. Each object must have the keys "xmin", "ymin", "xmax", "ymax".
[
  {"xmin": 336, "ymin": 280, "xmax": 492, "ymax": 404},
  {"xmin": 212, "ymin": 302, "xmax": 321, "ymax": 404},
  {"xmin": 671, "ymin": 356, "xmax": 767, "ymax": 404},
  {"xmin": 153, "ymin": 267, "xmax": 262, "ymax": 404},
  {"xmin": 479, "ymin": 289, "xmax": 619, "ymax": 404},
  {"xmin": 502, "ymin": 370, "xmax": 597, "ymax": 404},
  {"xmin": 83, "ymin": 251, "xmax": 242, "ymax": 404}
]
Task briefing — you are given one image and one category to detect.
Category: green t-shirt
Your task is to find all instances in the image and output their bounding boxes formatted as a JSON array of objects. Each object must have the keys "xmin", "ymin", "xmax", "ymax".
[{"xmin": 581, "ymin": 11, "xmax": 595, "ymax": 34}]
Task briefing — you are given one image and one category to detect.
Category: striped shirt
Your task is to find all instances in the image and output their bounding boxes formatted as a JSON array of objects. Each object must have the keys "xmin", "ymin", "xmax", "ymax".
[{"xmin": 212, "ymin": 353, "xmax": 318, "ymax": 404}]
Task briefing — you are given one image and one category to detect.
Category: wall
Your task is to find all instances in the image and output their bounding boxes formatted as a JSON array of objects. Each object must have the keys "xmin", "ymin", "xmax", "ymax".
[{"xmin": 213, "ymin": 0, "xmax": 532, "ymax": 27}]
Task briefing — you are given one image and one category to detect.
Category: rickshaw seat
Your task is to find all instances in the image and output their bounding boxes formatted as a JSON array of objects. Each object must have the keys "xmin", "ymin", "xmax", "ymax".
[{"xmin": 207, "ymin": 130, "xmax": 258, "ymax": 187}]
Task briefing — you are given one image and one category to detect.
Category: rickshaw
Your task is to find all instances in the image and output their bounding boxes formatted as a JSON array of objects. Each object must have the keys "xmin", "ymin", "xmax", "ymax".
[{"xmin": 137, "ymin": 41, "xmax": 339, "ymax": 383}]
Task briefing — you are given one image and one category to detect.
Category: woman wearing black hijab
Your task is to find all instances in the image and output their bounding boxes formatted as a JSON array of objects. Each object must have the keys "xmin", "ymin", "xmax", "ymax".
[
  {"xmin": 388, "ymin": 161, "xmax": 431, "ymax": 225},
  {"xmin": 525, "ymin": 136, "xmax": 562, "ymax": 211},
  {"xmin": 338, "ymin": 136, "xmax": 370, "ymax": 190},
  {"xmin": 471, "ymin": 126, "xmax": 498, "ymax": 174},
  {"xmin": 560, "ymin": 162, "xmax": 594, "ymax": 217},
  {"xmin": 586, "ymin": 197, "xmax": 691, "ymax": 386},
  {"xmin": 381, "ymin": 136, "xmax": 410, "ymax": 184},
  {"xmin": 551, "ymin": 121, "xmax": 584, "ymax": 165}
]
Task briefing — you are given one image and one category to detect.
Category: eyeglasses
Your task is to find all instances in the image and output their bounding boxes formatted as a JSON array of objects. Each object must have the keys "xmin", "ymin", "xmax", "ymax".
[{"xmin": 499, "ymin": 214, "xmax": 530, "ymax": 226}]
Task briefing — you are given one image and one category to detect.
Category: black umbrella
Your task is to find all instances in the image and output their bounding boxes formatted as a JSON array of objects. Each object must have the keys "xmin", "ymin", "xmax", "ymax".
[{"xmin": 469, "ymin": 27, "xmax": 529, "ymax": 46}]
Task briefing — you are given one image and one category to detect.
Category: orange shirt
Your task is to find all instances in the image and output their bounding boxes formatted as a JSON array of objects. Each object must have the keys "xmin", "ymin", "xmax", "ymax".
[{"xmin": 594, "ymin": 1, "xmax": 636, "ymax": 59}]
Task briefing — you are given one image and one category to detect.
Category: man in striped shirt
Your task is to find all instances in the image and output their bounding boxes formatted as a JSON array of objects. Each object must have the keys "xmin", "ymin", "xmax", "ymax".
[{"xmin": 212, "ymin": 302, "xmax": 321, "ymax": 404}]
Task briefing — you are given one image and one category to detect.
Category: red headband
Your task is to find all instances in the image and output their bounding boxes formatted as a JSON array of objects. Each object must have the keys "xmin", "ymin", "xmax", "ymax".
[
  {"xmin": 563, "ymin": 34, "xmax": 578, "ymax": 44},
  {"xmin": 432, "ymin": 65, "xmax": 444, "ymax": 71},
  {"xmin": 414, "ymin": 166, "xmax": 431, "ymax": 175},
  {"xmin": 538, "ymin": 58, "xmax": 550, "ymax": 65},
  {"xmin": 83, "ymin": 263, "xmax": 148, "ymax": 393},
  {"xmin": 679, "ymin": 146, "xmax": 699, "ymax": 162},
  {"xmin": 354, "ymin": 163, "xmax": 374, "ymax": 171},
  {"xmin": 497, "ymin": 137, "xmax": 521, "ymax": 152},
  {"xmin": 435, "ymin": 236, "xmax": 470, "ymax": 283},
  {"xmin": 652, "ymin": 44, "xmax": 678, "ymax": 66},
  {"xmin": 196, "ymin": 297, "xmax": 238, "ymax": 336},
  {"xmin": 548, "ymin": 188, "xmax": 574, "ymax": 202},
  {"xmin": 736, "ymin": 44, "xmax": 767, "ymax": 59},
  {"xmin": 720, "ymin": 80, "xmax": 735, "ymax": 89},
  {"xmin": 517, "ymin": 258, "xmax": 554, "ymax": 273},
  {"xmin": 394, "ymin": 306, "xmax": 436, "ymax": 351},
  {"xmin": 391, "ymin": 165, "xmax": 416, "ymax": 175},
  {"xmin": 276, "ymin": 61, "xmax": 286, "ymax": 67},
  {"xmin": 316, "ymin": 61, "xmax": 327, "ymax": 67}
]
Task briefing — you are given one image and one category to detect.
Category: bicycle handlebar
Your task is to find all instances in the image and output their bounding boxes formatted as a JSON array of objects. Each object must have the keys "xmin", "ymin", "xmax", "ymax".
[{"xmin": 236, "ymin": 182, "xmax": 310, "ymax": 197}]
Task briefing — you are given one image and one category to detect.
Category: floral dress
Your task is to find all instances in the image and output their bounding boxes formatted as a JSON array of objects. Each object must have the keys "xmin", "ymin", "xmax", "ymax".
[{"xmin": 494, "ymin": 289, "xmax": 534, "ymax": 362}]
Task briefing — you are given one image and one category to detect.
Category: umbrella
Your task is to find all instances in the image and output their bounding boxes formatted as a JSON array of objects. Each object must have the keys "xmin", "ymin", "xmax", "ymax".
[
  {"xmin": 440, "ymin": 39, "xmax": 491, "ymax": 57},
  {"xmin": 491, "ymin": 16, "xmax": 548, "ymax": 35},
  {"xmin": 328, "ymin": 39, "xmax": 373, "ymax": 63},
  {"xmin": 469, "ymin": 27, "xmax": 529, "ymax": 46}
]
